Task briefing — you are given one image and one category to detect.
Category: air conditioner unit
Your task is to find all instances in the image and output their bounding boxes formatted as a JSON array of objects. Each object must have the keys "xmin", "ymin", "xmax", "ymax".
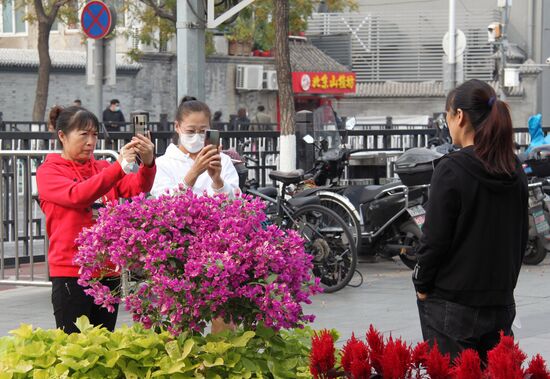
[
  {"xmin": 263, "ymin": 70, "xmax": 278, "ymax": 90},
  {"xmin": 236, "ymin": 65, "xmax": 264, "ymax": 90}
]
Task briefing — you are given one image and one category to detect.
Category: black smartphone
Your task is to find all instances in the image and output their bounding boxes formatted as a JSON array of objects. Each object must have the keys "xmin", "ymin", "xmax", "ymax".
[
  {"xmin": 133, "ymin": 114, "xmax": 148, "ymax": 136},
  {"xmin": 204, "ymin": 130, "xmax": 220, "ymax": 147}
]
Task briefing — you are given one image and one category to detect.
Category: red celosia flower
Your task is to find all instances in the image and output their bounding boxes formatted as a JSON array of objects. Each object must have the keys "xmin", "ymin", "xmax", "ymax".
[
  {"xmin": 310, "ymin": 329, "xmax": 336, "ymax": 379},
  {"xmin": 381, "ymin": 336, "xmax": 412, "ymax": 379},
  {"xmin": 366, "ymin": 324, "xmax": 385, "ymax": 374},
  {"xmin": 412, "ymin": 341, "xmax": 430, "ymax": 368},
  {"xmin": 452, "ymin": 349, "xmax": 482, "ymax": 379},
  {"xmin": 341, "ymin": 333, "xmax": 371, "ymax": 379},
  {"xmin": 526, "ymin": 354, "xmax": 550, "ymax": 379},
  {"xmin": 425, "ymin": 341, "xmax": 452, "ymax": 379},
  {"xmin": 485, "ymin": 332, "xmax": 526, "ymax": 379}
]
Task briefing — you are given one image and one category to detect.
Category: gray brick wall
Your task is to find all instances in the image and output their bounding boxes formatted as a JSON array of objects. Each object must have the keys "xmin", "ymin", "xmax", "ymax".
[{"xmin": 0, "ymin": 54, "xmax": 278, "ymax": 124}]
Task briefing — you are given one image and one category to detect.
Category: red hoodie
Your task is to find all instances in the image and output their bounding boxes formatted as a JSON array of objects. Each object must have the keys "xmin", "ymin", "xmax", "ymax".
[{"xmin": 37, "ymin": 154, "xmax": 156, "ymax": 277}]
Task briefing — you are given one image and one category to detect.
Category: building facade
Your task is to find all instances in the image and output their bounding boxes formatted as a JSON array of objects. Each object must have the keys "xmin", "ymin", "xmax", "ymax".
[{"xmin": 0, "ymin": 0, "xmax": 548, "ymax": 127}]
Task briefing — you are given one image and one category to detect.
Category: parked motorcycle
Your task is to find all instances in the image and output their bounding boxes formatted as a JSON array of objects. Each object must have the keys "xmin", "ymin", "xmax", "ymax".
[
  {"xmin": 294, "ymin": 114, "xmax": 444, "ymax": 269},
  {"xmin": 521, "ymin": 145, "xmax": 550, "ymax": 265}
]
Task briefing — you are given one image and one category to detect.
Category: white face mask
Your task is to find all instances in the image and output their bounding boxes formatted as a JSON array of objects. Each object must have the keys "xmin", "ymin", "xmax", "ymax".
[{"xmin": 179, "ymin": 133, "xmax": 204, "ymax": 153}]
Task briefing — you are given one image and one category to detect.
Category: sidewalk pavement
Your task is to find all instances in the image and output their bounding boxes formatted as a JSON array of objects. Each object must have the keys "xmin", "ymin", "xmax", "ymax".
[{"xmin": 0, "ymin": 256, "xmax": 549, "ymax": 360}]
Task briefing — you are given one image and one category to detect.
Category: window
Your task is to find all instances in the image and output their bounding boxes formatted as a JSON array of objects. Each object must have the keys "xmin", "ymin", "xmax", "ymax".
[{"xmin": 1, "ymin": 0, "xmax": 26, "ymax": 34}]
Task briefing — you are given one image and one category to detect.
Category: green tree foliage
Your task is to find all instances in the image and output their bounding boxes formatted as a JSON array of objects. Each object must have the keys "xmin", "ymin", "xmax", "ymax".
[{"xmin": 133, "ymin": 0, "xmax": 357, "ymax": 53}]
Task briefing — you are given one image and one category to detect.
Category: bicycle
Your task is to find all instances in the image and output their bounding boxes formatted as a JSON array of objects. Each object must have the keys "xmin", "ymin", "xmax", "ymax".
[{"xmin": 244, "ymin": 169, "xmax": 358, "ymax": 293}]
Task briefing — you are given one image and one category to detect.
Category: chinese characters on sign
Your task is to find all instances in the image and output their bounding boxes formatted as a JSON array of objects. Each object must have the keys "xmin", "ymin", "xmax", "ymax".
[{"xmin": 292, "ymin": 72, "xmax": 356, "ymax": 94}]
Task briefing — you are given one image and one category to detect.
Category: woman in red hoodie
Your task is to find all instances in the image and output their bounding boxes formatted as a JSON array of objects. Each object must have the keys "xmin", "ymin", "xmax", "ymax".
[{"xmin": 37, "ymin": 105, "xmax": 156, "ymax": 333}]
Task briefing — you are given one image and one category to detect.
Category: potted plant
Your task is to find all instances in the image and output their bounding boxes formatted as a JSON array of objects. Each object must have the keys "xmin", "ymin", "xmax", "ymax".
[{"xmin": 226, "ymin": 16, "xmax": 254, "ymax": 56}]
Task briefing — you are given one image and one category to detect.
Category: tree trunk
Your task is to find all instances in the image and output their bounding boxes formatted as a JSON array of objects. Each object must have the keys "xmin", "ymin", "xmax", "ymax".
[
  {"xmin": 274, "ymin": 0, "xmax": 296, "ymax": 171},
  {"xmin": 32, "ymin": 21, "xmax": 52, "ymax": 122}
]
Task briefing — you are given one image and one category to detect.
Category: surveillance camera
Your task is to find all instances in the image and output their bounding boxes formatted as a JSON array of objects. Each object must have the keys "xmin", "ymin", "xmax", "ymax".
[
  {"xmin": 487, "ymin": 22, "xmax": 502, "ymax": 43},
  {"xmin": 546, "ymin": 57, "xmax": 550, "ymax": 65}
]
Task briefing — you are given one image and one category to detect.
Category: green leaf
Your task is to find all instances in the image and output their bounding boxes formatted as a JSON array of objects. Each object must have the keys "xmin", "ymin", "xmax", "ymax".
[
  {"xmin": 230, "ymin": 331, "xmax": 255, "ymax": 348},
  {"xmin": 181, "ymin": 339, "xmax": 195, "ymax": 360},
  {"xmin": 74, "ymin": 316, "xmax": 93, "ymax": 333},
  {"xmin": 100, "ymin": 351, "xmax": 120, "ymax": 368},
  {"xmin": 266, "ymin": 273, "xmax": 278, "ymax": 284},
  {"xmin": 203, "ymin": 356, "xmax": 224, "ymax": 367},
  {"xmin": 255, "ymin": 324, "xmax": 275, "ymax": 340},
  {"xmin": 20, "ymin": 341, "xmax": 46, "ymax": 358},
  {"xmin": 240, "ymin": 357, "xmax": 259, "ymax": 372},
  {"xmin": 203, "ymin": 341, "xmax": 233, "ymax": 355},
  {"xmin": 134, "ymin": 336, "xmax": 160, "ymax": 349},
  {"xmin": 33, "ymin": 354, "xmax": 57, "ymax": 369},
  {"xmin": 165, "ymin": 340, "xmax": 181, "ymax": 360},
  {"xmin": 9, "ymin": 324, "xmax": 33, "ymax": 339},
  {"xmin": 60, "ymin": 344, "xmax": 86, "ymax": 359}
]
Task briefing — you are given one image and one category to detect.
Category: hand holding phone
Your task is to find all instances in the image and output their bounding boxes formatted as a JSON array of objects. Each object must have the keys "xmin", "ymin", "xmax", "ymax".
[
  {"xmin": 133, "ymin": 114, "xmax": 148, "ymax": 136},
  {"xmin": 204, "ymin": 130, "xmax": 220, "ymax": 147}
]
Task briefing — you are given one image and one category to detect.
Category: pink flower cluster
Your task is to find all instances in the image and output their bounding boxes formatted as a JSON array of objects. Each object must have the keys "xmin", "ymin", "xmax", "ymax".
[{"xmin": 75, "ymin": 190, "xmax": 321, "ymax": 335}]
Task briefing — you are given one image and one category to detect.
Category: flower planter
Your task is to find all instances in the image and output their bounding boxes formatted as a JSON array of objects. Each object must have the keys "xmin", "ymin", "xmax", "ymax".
[{"xmin": 228, "ymin": 40, "xmax": 253, "ymax": 56}]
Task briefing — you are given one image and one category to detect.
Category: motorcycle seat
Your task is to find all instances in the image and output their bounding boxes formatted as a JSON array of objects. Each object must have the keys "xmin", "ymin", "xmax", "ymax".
[
  {"xmin": 256, "ymin": 186, "xmax": 278, "ymax": 198},
  {"xmin": 269, "ymin": 169, "xmax": 304, "ymax": 186},
  {"xmin": 360, "ymin": 182, "xmax": 404, "ymax": 203},
  {"xmin": 287, "ymin": 196, "xmax": 320, "ymax": 208}
]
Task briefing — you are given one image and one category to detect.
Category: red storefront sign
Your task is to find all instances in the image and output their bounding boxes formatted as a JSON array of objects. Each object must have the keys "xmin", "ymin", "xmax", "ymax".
[{"xmin": 292, "ymin": 72, "xmax": 356, "ymax": 94}]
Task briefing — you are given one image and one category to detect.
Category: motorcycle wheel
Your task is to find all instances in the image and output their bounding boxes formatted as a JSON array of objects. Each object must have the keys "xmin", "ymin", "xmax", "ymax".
[
  {"xmin": 318, "ymin": 193, "xmax": 362, "ymax": 254},
  {"xmin": 523, "ymin": 236, "xmax": 547, "ymax": 265},
  {"xmin": 398, "ymin": 221, "xmax": 422, "ymax": 270}
]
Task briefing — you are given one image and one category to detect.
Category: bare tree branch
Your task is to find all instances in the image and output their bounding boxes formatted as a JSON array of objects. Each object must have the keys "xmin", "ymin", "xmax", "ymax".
[{"xmin": 141, "ymin": 0, "xmax": 176, "ymax": 23}]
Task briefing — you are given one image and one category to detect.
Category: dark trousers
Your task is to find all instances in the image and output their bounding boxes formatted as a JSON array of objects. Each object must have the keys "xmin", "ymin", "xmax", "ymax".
[
  {"xmin": 417, "ymin": 295, "xmax": 516, "ymax": 363},
  {"xmin": 51, "ymin": 277, "xmax": 120, "ymax": 334}
]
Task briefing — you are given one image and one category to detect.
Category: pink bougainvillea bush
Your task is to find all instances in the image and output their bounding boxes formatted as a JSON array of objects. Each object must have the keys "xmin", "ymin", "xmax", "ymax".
[{"xmin": 75, "ymin": 190, "xmax": 321, "ymax": 335}]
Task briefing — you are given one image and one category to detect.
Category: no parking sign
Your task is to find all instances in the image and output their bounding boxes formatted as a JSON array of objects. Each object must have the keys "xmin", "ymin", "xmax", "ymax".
[{"xmin": 81, "ymin": 1, "xmax": 116, "ymax": 40}]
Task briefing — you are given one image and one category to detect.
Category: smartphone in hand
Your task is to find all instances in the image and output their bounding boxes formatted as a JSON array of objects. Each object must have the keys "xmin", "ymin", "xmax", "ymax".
[
  {"xmin": 133, "ymin": 114, "xmax": 148, "ymax": 136},
  {"xmin": 204, "ymin": 130, "xmax": 220, "ymax": 147}
]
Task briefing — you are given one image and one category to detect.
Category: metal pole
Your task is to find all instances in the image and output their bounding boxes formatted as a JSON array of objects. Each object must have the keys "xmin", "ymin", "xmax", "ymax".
[
  {"xmin": 500, "ymin": 0, "xmax": 509, "ymax": 100},
  {"xmin": 448, "ymin": 0, "xmax": 456, "ymax": 90},
  {"xmin": 95, "ymin": 39, "xmax": 104, "ymax": 118},
  {"xmin": 176, "ymin": 0, "xmax": 206, "ymax": 101}
]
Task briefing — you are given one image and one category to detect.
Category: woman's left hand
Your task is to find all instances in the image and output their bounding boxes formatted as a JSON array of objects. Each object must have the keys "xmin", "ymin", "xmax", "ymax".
[
  {"xmin": 416, "ymin": 292, "xmax": 428, "ymax": 301},
  {"xmin": 132, "ymin": 132, "xmax": 155, "ymax": 167}
]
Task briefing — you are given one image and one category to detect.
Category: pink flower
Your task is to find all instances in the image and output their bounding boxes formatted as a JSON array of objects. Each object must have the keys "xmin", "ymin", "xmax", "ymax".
[{"xmin": 75, "ymin": 190, "xmax": 321, "ymax": 335}]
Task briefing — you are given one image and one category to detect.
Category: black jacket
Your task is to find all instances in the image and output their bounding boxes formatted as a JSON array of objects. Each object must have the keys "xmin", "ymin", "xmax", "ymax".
[
  {"xmin": 413, "ymin": 146, "xmax": 528, "ymax": 307},
  {"xmin": 102, "ymin": 108, "xmax": 125, "ymax": 131}
]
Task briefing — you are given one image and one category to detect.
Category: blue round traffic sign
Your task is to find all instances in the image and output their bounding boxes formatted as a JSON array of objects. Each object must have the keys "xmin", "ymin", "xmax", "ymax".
[{"xmin": 81, "ymin": 1, "xmax": 115, "ymax": 39}]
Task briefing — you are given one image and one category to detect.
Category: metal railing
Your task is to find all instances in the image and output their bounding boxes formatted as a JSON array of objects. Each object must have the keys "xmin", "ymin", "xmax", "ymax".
[
  {"xmin": 0, "ymin": 126, "xmax": 540, "ymax": 287},
  {"xmin": 0, "ymin": 150, "xmax": 118, "ymax": 287}
]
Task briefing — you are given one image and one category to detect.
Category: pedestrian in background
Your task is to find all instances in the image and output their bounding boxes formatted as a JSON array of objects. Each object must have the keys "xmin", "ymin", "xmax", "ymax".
[
  {"xmin": 37, "ymin": 105, "xmax": 156, "ymax": 334},
  {"xmin": 212, "ymin": 110, "xmax": 224, "ymax": 131},
  {"xmin": 235, "ymin": 107, "xmax": 250, "ymax": 131},
  {"xmin": 73, "ymin": 99, "xmax": 82, "ymax": 107},
  {"xmin": 251, "ymin": 105, "xmax": 272, "ymax": 131},
  {"xmin": 413, "ymin": 79, "xmax": 528, "ymax": 363},
  {"xmin": 102, "ymin": 99, "xmax": 125, "ymax": 132}
]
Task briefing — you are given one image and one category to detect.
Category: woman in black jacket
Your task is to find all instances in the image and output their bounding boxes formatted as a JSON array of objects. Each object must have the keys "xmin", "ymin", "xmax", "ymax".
[{"xmin": 413, "ymin": 79, "xmax": 528, "ymax": 362}]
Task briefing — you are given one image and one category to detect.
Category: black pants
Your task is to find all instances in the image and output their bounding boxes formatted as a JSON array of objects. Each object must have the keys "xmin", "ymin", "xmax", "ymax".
[
  {"xmin": 51, "ymin": 277, "xmax": 120, "ymax": 334},
  {"xmin": 417, "ymin": 295, "xmax": 516, "ymax": 363}
]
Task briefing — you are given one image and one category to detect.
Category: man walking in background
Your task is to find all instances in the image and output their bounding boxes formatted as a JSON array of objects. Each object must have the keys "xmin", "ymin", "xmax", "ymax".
[{"xmin": 251, "ymin": 105, "xmax": 272, "ymax": 131}]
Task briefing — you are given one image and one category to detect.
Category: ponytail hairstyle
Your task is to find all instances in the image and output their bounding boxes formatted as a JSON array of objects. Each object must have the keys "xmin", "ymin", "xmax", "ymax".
[
  {"xmin": 172, "ymin": 96, "xmax": 212, "ymax": 143},
  {"xmin": 49, "ymin": 105, "xmax": 99, "ymax": 146},
  {"xmin": 445, "ymin": 79, "xmax": 515, "ymax": 175}
]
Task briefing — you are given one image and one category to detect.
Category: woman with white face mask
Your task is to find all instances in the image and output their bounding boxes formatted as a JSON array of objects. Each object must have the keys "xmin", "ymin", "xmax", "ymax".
[{"xmin": 150, "ymin": 97, "xmax": 239, "ymax": 198}]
